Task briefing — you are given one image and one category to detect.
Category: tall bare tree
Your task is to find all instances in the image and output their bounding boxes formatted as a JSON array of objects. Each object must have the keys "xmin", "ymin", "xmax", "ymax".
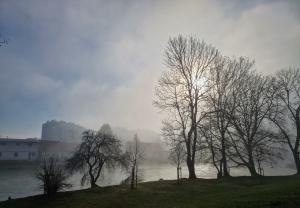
[
  {"xmin": 125, "ymin": 134, "xmax": 143, "ymax": 189},
  {"xmin": 66, "ymin": 124, "xmax": 124, "ymax": 188},
  {"xmin": 203, "ymin": 57, "xmax": 250, "ymax": 177},
  {"xmin": 199, "ymin": 114, "xmax": 223, "ymax": 177},
  {"xmin": 269, "ymin": 67, "xmax": 300, "ymax": 174},
  {"xmin": 227, "ymin": 65, "xmax": 278, "ymax": 176},
  {"xmin": 169, "ymin": 143, "xmax": 185, "ymax": 184},
  {"xmin": 163, "ymin": 123, "xmax": 186, "ymax": 183},
  {"xmin": 154, "ymin": 35, "xmax": 219, "ymax": 179}
]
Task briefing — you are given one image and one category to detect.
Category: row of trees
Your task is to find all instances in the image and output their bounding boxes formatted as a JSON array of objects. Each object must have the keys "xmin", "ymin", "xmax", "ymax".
[
  {"xmin": 155, "ymin": 35, "xmax": 300, "ymax": 178},
  {"xmin": 36, "ymin": 124, "xmax": 143, "ymax": 196}
]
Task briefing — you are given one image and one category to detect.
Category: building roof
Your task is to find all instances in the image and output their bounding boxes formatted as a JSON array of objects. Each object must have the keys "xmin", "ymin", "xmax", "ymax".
[{"xmin": 0, "ymin": 138, "xmax": 40, "ymax": 143}]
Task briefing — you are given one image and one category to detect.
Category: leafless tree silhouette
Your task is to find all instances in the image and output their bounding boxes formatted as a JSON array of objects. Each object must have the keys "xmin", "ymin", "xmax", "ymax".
[
  {"xmin": 169, "ymin": 143, "xmax": 185, "ymax": 184},
  {"xmin": 156, "ymin": 35, "xmax": 299, "ymax": 178},
  {"xmin": 226, "ymin": 65, "xmax": 278, "ymax": 176},
  {"xmin": 66, "ymin": 124, "xmax": 124, "ymax": 188},
  {"xmin": 124, "ymin": 134, "xmax": 143, "ymax": 189},
  {"xmin": 36, "ymin": 157, "xmax": 71, "ymax": 197},
  {"xmin": 202, "ymin": 57, "xmax": 250, "ymax": 177},
  {"xmin": 154, "ymin": 35, "xmax": 219, "ymax": 179},
  {"xmin": 269, "ymin": 67, "xmax": 300, "ymax": 174}
]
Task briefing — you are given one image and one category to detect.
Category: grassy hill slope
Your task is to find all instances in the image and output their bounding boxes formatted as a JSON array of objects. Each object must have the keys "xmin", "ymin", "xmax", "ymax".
[{"xmin": 1, "ymin": 176, "xmax": 300, "ymax": 208}]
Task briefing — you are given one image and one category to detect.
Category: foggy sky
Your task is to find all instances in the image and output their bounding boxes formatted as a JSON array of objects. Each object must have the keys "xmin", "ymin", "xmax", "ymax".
[{"xmin": 0, "ymin": 0, "xmax": 299, "ymax": 138}]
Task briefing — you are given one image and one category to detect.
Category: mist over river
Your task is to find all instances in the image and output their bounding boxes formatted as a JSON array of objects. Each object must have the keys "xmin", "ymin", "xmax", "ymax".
[{"xmin": 0, "ymin": 163, "xmax": 296, "ymax": 201}]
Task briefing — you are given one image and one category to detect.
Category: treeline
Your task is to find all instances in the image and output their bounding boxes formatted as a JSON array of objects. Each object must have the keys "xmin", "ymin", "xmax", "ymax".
[
  {"xmin": 36, "ymin": 124, "xmax": 143, "ymax": 197},
  {"xmin": 154, "ymin": 35, "xmax": 300, "ymax": 178}
]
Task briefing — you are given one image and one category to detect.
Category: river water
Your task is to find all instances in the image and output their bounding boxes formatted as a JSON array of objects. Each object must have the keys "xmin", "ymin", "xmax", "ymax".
[{"xmin": 0, "ymin": 163, "xmax": 296, "ymax": 201}]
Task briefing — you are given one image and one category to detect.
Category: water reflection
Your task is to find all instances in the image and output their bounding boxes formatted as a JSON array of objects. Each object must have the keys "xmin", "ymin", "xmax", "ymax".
[{"xmin": 0, "ymin": 163, "xmax": 296, "ymax": 201}]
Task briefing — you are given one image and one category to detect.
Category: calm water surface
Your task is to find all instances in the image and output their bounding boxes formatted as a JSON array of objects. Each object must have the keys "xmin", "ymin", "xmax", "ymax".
[{"xmin": 0, "ymin": 163, "xmax": 296, "ymax": 201}]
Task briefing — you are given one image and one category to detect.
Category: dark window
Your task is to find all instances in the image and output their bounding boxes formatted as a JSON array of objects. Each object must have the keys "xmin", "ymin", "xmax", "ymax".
[
  {"xmin": 14, "ymin": 152, "xmax": 18, "ymax": 157},
  {"xmin": 0, "ymin": 152, "xmax": 2, "ymax": 157},
  {"xmin": 0, "ymin": 143, "xmax": 6, "ymax": 145},
  {"xmin": 32, "ymin": 152, "xmax": 35, "ymax": 156},
  {"xmin": 16, "ymin": 142, "xmax": 20, "ymax": 146}
]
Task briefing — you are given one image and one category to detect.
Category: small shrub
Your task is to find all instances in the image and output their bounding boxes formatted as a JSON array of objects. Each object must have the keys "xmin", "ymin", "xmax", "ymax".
[{"xmin": 36, "ymin": 157, "xmax": 71, "ymax": 197}]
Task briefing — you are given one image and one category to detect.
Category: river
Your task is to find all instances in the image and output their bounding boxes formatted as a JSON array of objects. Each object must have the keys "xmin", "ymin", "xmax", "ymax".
[{"xmin": 0, "ymin": 163, "xmax": 296, "ymax": 201}]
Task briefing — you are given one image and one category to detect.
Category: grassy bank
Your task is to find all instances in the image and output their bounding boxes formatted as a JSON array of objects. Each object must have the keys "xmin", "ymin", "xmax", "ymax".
[{"xmin": 1, "ymin": 176, "xmax": 300, "ymax": 208}]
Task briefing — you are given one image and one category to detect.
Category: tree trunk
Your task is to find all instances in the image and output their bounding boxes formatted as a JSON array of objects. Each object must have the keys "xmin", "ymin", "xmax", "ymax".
[
  {"xmin": 90, "ymin": 180, "xmax": 97, "ymax": 188},
  {"xmin": 177, "ymin": 167, "xmax": 180, "ymax": 184},
  {"xmin": 217, "ymin": 160, "xmax": 222, "ymax": 178},
  {"xmin": 221, "ymin": 135, "xmax": 230, "ymax": 177},
  {"xmin": 89, "ymin": 172, "xmax": 98, "ymax": 188},
  {"xmin": 186, "ymin": 156, "xmax": 196, "ymax": 179},
  {"xmin": 131, "ymin": 166, "xmax": 135, "ymax": 189},
  {"xmin": 135, "ymin": 164, "xmax": 138, "ymax": 189},
  {"xmin": 248, "ymin": 157, "xmax": 258, "ymax": 177},
  {"xmin": 293, "ymin": 151, "xmax": 300, "ymax": 175},
  {"xmin": 295, "ymin": 106, "xmax": 300, "ymax": 175}
]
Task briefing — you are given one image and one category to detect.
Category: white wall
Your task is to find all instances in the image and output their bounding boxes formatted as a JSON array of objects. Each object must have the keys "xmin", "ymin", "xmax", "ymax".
[{"xmin": 0, "ymin": 140, "xmax": 39, "ymax": 161}]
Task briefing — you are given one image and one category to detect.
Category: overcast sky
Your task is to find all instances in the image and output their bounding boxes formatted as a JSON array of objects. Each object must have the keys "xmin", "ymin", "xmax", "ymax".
[{"xmin": 0, "ymin": 0, "xmax": 299, "ymax": 138}]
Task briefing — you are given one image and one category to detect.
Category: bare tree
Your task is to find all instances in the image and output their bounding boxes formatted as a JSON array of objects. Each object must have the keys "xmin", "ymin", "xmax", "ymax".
[
  {"xmin": 269, "ymin": 67, "xmax": 300, "ymax": 174},
  {"xmin": 66, "ymin": 124, "xmax": 124, "ymax": 188},
  {"xmin": 162, "ymin": 121, "xmax": 186, "ymax": 183},
  {"xmin": 198, "ymin": 115, "xmax": 223, "ymax": 177},
  {"xmin": 203, "ymin": 57, "xmax": 250, "ymax": 177},
  {"xmin": 154, "ymin": 35, "xmax": 219, "ymax": 179},
  {"xmin": 169, "ymin": 143, "xmax": 185, "ymax": 184},
  {"xmin": 227, "ymin": 66, "xmax": 278, "ymax": 176},
  {"xmin": 125, "ymin": 134, "xmax": 143, "ymax": 189},
  {"xmin": 36, "ymin": 157, "xmax": 71, "ymax": 197}
]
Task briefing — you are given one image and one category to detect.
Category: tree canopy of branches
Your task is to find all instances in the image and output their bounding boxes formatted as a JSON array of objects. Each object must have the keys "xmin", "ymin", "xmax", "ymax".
[
  {"xmin": 36, "ymin": 157, "xmax": 71, "ymax": 197},
  {"xmin": 201, "ymin": 57, "xmax": 250, "ymax": 177},
  {"xmin": 154, "ymin": 35, "xmax": 219, "ymax": 179},
  {"xmin": 124, "ymin": 134, "xmax": 143, "ymax": 189},
  {"xmin": 156, "ymin": 34, "xmax": 299, "ymax": 178},
  {"xmin": 225, "ymin": 65, "xmax": 279, "ymax": 176},
  {"xmin": 269, "ymin": 67, "xmax": 300, "ymax": 174},
  {"xmin": 66, "ymin": 124, "xmax": 124, "ymax": 188}
]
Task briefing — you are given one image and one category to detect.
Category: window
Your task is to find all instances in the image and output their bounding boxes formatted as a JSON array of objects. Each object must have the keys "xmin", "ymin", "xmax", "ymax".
[
  {"xmin": 16, "ymin": 142, "xmax": 20, "ymax": 146},
  {"xmin": 32, "ymin": 152, "xmax": 36, "ymax": 156},
  {"xmin": 14, "ymin": 152, "xmax": 18, "ymax": 157},
  {"xmin": 0, "ymin": 152, "xmax": 2, "ymax": 157},
  {"xmin": 0, "ymin": 143, "xmax": 6, "ymax": 146}
]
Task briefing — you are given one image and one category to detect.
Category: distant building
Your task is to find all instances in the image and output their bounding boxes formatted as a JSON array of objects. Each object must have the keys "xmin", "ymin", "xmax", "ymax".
[
  {"xmin": 41, "ymin": 120, "xmax": 86, "ymax": 143},
  {"xmin": 0, "ymin": 138, "xmax": 78, "ymax": 161},
  {"xmin": 0, "ymin": 138, "xmax": 40, "ymax": 161}
]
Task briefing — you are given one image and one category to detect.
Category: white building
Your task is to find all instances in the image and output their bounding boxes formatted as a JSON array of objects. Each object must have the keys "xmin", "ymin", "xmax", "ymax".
[
  {"xmin": 0, "ymin": 138, "xmax": 40, "ymax": 161},
  {"xmin": 0, "ymin": 138, "xmax": 78, "ymax": 161}
]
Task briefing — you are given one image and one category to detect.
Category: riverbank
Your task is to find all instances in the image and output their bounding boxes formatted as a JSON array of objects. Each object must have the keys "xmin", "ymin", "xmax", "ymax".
[{"xmin": 1, "ymin": 176, "xmax": 300, "ymax": 208}]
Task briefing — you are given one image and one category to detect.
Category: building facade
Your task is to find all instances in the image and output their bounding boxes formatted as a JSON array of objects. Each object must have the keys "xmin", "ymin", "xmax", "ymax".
[
  {"xmin": 0, "ymin": 138, "xmax": 40, "ymax": 161},
  {"xmin": 0, "ymin": 138, "xmax": 78, "ymax": 161}
]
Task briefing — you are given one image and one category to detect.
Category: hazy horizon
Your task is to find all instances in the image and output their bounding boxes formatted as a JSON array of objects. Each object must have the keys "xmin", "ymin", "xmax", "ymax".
[{"xmin": 1, "ymin": 0, "xmax": 300, "ymax": 138}]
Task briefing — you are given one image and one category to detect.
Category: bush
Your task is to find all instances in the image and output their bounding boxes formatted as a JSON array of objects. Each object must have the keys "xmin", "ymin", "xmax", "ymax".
[{"xmin": 36, "ymin": 157, "xmax": 71, "ymax": 197}]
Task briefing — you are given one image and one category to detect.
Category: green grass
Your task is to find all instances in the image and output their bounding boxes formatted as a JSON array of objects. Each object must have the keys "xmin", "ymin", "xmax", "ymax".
[{"xmin": 1, "ymin": 176, "xmax": 300, "ymax": 208}]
